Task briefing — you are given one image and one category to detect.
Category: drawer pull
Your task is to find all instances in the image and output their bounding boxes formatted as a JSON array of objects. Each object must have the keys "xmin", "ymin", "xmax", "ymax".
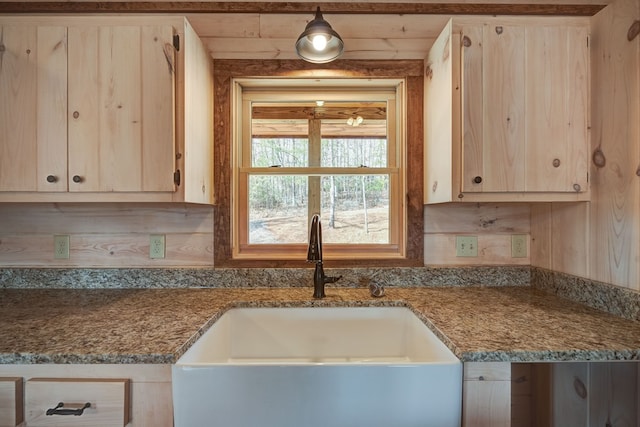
[{"xmin": 46, "ymin": 402, "xmax": 91, "ymax": 416}]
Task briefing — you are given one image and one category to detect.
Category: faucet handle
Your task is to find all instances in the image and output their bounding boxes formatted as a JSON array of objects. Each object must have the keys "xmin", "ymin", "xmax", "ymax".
[{"xmin": 369, "ymin": 283, "xmax": 385, "ymax": 298}]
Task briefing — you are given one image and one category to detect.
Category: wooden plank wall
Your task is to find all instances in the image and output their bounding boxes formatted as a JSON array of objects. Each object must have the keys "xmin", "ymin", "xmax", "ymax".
[
  {"xmin": 0, "ymin": 203, "xmax": 530, "ymax": 268},
  {"xmin": 0, "ymin": 204, "xmax": 214, "ymax": 267},
  {"xmin": 530, "ymin": 0, "xmax": 640, "ymax": 290},
  {"xmin": 425, "ymin": 203, "xmax": 530, "ymax": 265}
]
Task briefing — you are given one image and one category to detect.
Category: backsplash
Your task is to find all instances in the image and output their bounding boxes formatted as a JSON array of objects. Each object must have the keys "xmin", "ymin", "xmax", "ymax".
[
  {"xmin": 0, "ymin": 266, "xmax": 530, "ymax": 289},
  {"xmin": 532, "ymin": 267, "xmax": 640, "ymax": 322},
  {"xmin": 3, "ymin": 266, "xmax": 640, "ymax": 323}
]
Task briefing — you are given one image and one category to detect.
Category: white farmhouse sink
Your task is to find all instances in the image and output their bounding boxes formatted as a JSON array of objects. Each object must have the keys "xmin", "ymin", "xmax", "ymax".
[{"xmin": 172, "ymin": 307, "xmax": 462, "ymax": 427}]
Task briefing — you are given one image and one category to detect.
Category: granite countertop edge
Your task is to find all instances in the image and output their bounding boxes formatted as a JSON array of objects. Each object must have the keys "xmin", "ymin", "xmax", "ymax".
[{"xmin": 2, "ymin": 286, "xmax": 640, "ymax": 365}]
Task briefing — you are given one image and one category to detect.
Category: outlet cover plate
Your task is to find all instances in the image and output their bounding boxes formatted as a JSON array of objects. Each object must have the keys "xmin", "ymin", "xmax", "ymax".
[
  {"xmin": 150, "ymin": 234, "xmax": 166, "ymax": 259},
  {"xmin": 456, "ymin": 236, "xmax": 478, "ymax": 257},
  {"xmin": 511, "ymin": 234, "xmax": 527, "ymax": 258},
  {"xmin": 54, "ymin": 235, "xmax": 70, "ymax": 259}
]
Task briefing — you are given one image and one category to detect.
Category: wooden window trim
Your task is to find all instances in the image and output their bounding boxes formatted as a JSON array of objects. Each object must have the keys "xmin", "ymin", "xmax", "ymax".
[{"xmin": 214, "ymin": 59, "xmax": 424, "ymax": 268}]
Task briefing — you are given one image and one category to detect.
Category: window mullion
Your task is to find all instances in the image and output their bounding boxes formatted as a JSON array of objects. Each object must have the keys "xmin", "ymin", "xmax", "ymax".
[{"xmin": 308, "ymin": 118, "xmax": 322, "ymax": 219}]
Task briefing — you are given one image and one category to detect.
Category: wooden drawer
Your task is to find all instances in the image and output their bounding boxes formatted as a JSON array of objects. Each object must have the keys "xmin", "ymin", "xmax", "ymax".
[
  {"xmin": 0, "ymin": 377, "xmax": 23, "ymax": 427},
  {"xmin": 25, "ymin": 378, "xmax": 130, "ymax": 427}
]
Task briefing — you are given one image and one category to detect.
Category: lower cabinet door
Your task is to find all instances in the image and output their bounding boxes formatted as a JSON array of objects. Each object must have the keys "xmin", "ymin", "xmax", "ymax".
[
  {"xmin": 25, "ymin": 378, "xmax": 130, "ymax": 426},
  {"xmin": 0, "ymin": 377, "xmax": 23, "ymax": 427}
]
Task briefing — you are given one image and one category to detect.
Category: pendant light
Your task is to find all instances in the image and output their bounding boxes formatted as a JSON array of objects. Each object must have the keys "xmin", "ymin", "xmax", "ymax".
[{"xmin": 295, "ymin": 7, "xmax": 344, "ymax": 64}]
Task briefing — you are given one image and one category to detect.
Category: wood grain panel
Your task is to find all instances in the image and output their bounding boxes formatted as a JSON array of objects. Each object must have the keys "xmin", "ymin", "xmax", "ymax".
[
  {"xmin": 68, "ymin": 25, "xmax": 100, "ymax": 191},
  {"xmin": 461, "ymin": 24, "xmax": 484, "ymax": 193},
  {"xmin": 25, "ymin": 378, "xmax": 130, "ymax": 427},
  {"xmin": 0, "ymin": 25, "xmax": 37, "ymax": 192},
  {"xmin": 589, "ymin": 362, "xmax": 638, "ymax": 425},
  {"xmin": 0, "ymin": 2, "xmax": 608, "ymax": 16},
  {"xmin": 483, "ymin": 24, "xmax": 526, "ymax": 192},
  {"xmin": 550, "ymin": 202, "xmax": 589, "ymax": 277},
  {"xmin": 525, "ymin": 25, "xmax": 589, "ymax": 192},
  {"xmin": 203, "ymin": 37, "xmax": 434, "ymax": 60},
  {"xmin": 36, "ymin": 26, "xmax": 68, "ymax": 193},
  {"xmin": 463, "ymin": 362, "xmax": 511, "ymax": 427},
  {"xmin": 0, "ymin": 377, "xmax": 23, "ymax": 427},
  {"xmin": 589, "ymin": 0, "xmax": 640, "ymax": 290},
  {"xmin": 0, "ymin": 233, "xmax": 213, "ymax": 267},
  {"xmin": 181, "ymin": 19, "xmax": 215, "ymax": 204},
  {"xmin": 141, "ymin": 25, "xmax": 176, "ymax": 192},
  {"xmin": 99, "ymin": 26, "xmax": 143, "ymax": 192},
  {"xmin": 424, "ymin": 203, "xmax": 530, "ymax": 234},
  {"xmin": 424, "ymin": 203, "xmax": 530, "ymax": 266},
  {"xmin": 551, "ymin": 362, "xmax": 588, "ymax": 425},
  {"xmin": 0, "ymin": 204, "xmax": 214, "ymax": 267},
  {"xmin": 424, "ymin": 234, "xmax": 530, "ymax": 265},
  {"xmin": 529, "ymin": 203, "xmax": 552, "ymax": 269},
  {"xmin": 424, "ymin": 20, "xmax": 457, "ymax": 204}
]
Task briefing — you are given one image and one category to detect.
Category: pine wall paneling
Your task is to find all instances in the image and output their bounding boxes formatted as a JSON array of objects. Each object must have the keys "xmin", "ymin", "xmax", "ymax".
[
  {"xmin": 424, "ymin": 203, "xmax": 531, "ymax": 265},
  {"xmin": 0, "ymin": 204, "xmax": 214, "ymax": 267},
  {"xmin": 530, "ymin": 0, "xmax": 640, "ymax": 290}
]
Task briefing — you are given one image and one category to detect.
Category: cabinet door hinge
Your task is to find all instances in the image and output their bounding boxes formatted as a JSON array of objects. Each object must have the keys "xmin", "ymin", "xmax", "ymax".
[
  {"xmin": 173, "ymin": 34, "xmax": 180, "ymax": 51},
  {"xmin": 174, "ymin": 169, "xmax": 181, "ymax": 186}
]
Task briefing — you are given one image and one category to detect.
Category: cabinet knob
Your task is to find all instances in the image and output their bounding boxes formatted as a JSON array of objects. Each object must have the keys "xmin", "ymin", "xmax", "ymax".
[
  {"xmin": 46, "ymin": 175, "xmax": 58, "ymax": 183},
  {"xmin": 72, "ymin": 175, "xmax": 83, "ymax": 183},
  {"xmin": 73, "ymin": 111, "xmax": 80, "ymax": 119},
  {"xmin": 553, "ymin": 158, "xmax": 561, "ymax": 168},
  {"xmin": 573, "ymin": 183, "xmax": 582, "ymax": 192},
  {"xmin": 473, "ymin": 176, "xmax": 483, "ymax": 184}
]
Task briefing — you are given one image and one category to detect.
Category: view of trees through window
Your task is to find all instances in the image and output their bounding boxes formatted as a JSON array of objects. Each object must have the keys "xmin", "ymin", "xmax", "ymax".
[
  {"xmin": 249, "ymin": 137, "xmax": 390, "ymax": 244},
  {"xmin": 247, "ymin": 104, "xmax": 391, "ymax": 245}
]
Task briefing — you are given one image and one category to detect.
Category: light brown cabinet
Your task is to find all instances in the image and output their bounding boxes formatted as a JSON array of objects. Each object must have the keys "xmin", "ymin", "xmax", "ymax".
[
  {"xmin": 425, "ymin": 18, "xmax": 590, "ymax": 203},
  {"xmin": 0, "ymin": 17, "xmax": 213, "ymax": 203},
  {"xmin": 25, "ymin": 378, "xmax": 130, "ymax": 426},
  {"xmin": 0, "ymin": 365, "xmax": 172, "ymax": 427},
  {"xmin": 463, "ymin": 362, "xmax": 511, "ymax": 427},
  {"xmin": 0, "ymin": 377, "xmax": 22, "ymax": 427}
]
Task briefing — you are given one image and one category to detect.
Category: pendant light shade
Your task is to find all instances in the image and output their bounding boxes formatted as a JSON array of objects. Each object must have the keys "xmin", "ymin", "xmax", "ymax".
[{"xmin": 295, "ymin": 7, "xmax": 344, "ymax": 64}]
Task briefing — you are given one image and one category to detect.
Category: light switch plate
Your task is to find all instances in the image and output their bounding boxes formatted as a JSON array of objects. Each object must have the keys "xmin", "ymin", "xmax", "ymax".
[
  {"xmin": 511, "ymin": 235, "xmax": 527, "ymax": 258},
  {"xmin": 456, "ymin": 236, "xmax": 478, "ymax": 257},
  {"xmin": 150, "ymin": 234, "xmax": 166, "ymax": 259}
]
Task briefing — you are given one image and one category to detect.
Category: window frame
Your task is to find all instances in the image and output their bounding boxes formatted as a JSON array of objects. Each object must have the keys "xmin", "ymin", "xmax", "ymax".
[
  {"xmin": 213, "ymin": 59, "xmax": 424, "ymax": 268},
  {"xmin": 232, "ymin": 79, "xmax": 406, "ymax": 260}
]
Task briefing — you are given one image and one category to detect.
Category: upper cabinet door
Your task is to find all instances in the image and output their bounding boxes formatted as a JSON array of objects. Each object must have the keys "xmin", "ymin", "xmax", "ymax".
[
  {"xmin": 68, "ymin": 25, "xmax": 176, "ymax": 193},
  {"xmin": 525, "ymin": 25, "xmax": 589, "ymax": 193},
  {"xmin": 458, "ymin": 20, "xmax": 589, "ymax": 196},
  {"xmin": 462, "ymin": 24, "xmax": 527, "ymax": 193},
  {"xmin": 0, "ymin": 25, "xmax": 67, "ymax": 192}
]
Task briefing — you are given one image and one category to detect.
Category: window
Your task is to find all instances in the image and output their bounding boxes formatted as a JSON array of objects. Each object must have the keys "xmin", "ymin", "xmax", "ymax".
[{"xmin": 232, "ymin": 78, "xmax": 406, "ymax": 260}]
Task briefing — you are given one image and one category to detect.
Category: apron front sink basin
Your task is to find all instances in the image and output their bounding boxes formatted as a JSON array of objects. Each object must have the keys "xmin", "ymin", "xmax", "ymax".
[{"xmin": 173, "ymin": 306, "xmax": 462, "ymax": 427}]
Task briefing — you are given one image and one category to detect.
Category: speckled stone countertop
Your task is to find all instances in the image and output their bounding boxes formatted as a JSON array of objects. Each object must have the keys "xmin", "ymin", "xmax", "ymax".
[{"xmin": 1, "ymin": 286, "xmax": 639, "ymax": 364}]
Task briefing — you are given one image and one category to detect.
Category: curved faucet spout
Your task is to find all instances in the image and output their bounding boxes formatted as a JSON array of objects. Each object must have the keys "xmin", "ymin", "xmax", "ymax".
[{"xmin": 307, "ymin": 214, "xmax": 341, "ymax": 298}]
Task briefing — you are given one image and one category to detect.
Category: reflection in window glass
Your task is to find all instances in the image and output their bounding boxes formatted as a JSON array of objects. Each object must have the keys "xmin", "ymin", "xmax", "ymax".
[
  {"xmin": 321, "ymin": 138, "xmax": 387, "ymax": 168},
  {"xmin": 251, "ymin": 138, "xmax": 309, "ymax": 168}
]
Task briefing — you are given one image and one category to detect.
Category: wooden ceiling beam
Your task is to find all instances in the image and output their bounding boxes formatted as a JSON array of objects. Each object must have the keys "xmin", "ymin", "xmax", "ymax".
[{"xmin": 0, "ymin": 2, "xmax": 606, "ymax": 16}]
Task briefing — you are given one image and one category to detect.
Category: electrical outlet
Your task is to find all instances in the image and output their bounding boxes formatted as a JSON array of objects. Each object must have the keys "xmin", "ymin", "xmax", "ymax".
[
  {"xmin": 54, "ymin": 235, "xmax": 70, "ymax": 259},
  {"xmin": 456, "ymin": 236, "xmax": 478, "ymax": 257},
  {"xmin": 512, "ymin": 234, "xmax": 527, "ymax": 258},
  {"xmin": 150, "ymin": 234, "xmax": 166, "ymax": 259}
]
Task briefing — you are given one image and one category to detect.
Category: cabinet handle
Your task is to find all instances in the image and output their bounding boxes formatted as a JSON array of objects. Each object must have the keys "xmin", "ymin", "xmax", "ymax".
[
  {"xmin": 46, "ymin": 175, "xmax": 58, "ymax": 183},
  {"xmin": 473, "ymin": 176, "xmax": 483, "ymax": 184},
  {"xmin": 72, "ymin": 175, "xmax": 83, "ymax": 183},
  {"xmin": 46, "ymin": 402, "xmax": 91, "ymax": 416}
]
